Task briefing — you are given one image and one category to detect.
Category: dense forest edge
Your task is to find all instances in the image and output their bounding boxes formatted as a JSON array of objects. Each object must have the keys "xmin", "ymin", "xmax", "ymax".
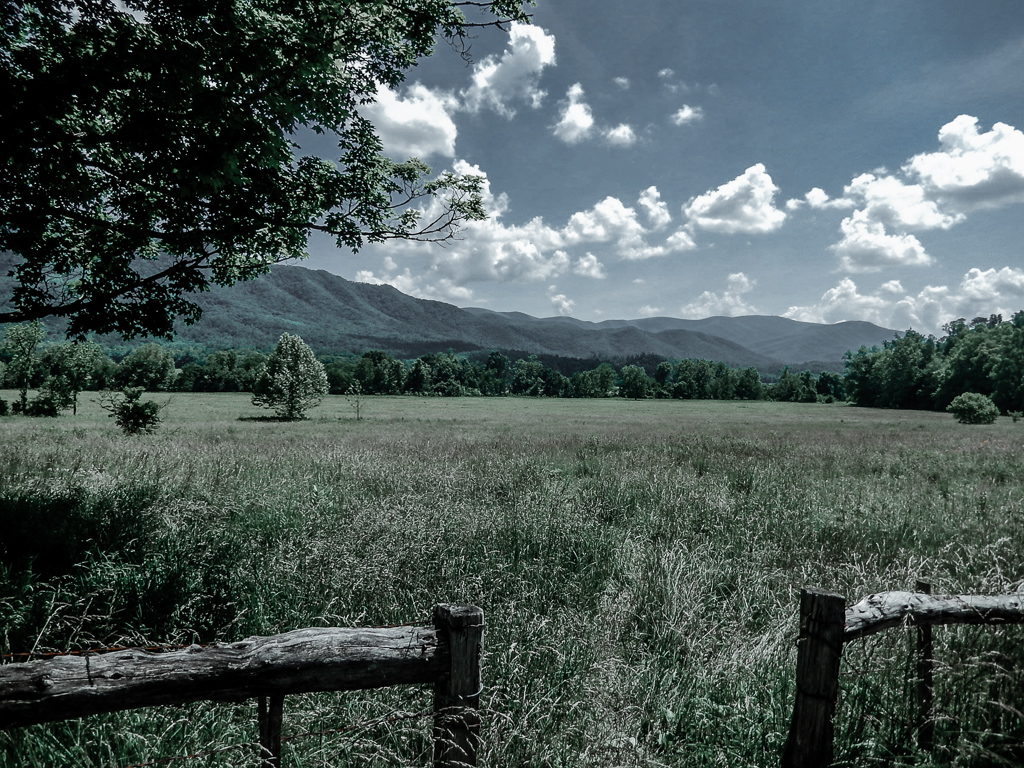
[{"xmin": 1, "ymin": 310, "xmax": 1022, "ymax": 415}]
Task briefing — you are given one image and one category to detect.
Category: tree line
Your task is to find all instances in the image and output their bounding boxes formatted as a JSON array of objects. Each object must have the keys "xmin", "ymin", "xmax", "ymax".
[
  {"xmin": 5, "ymin": 311, "xmax": 1022, "ymax": 419},
  {"xmin": 0, "ymin": 323, "xmax": 845, "ymax": 416},
  {"xmin": 843, "ymin": 312, "xmax": 1024, "ymax": 415}
]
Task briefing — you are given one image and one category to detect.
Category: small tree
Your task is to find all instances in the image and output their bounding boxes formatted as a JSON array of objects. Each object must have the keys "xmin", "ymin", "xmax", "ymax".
[
  {"xmin": 99, "ymin": 388, "xmax": 165, "ymax": 434},
  {"xmin": 345, "ymin": 382, "xmax": 364, "ymax": 421},
  {"xmin": 252, "ymin": 333, "xmax": 328, "ymax": 419},
  {"xmin": 1, "ymin": 321, "xmax": 46, "ymax": 412},
  {"xmin": 947, "ymin": 392, "xmax": 1000, "ymax": 425},
  {"xmin": 41, "ymin": 340, "xmax": 104, "ymax": 414}
]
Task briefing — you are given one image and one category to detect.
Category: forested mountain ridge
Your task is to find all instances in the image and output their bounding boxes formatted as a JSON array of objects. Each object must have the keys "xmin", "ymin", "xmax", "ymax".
[{"xmin": 2, "ymin": 264, "xmax": 896, "ymax": 369}]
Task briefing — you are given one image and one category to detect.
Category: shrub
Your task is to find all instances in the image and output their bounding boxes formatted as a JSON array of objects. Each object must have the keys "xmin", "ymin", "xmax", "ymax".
[
  {"xmin": 947, "ymin": 392, "xmax": 1000, "ymax": 425},
  {"xmin": 0, "ymin": 398, "xmax": 8, "ymax": 416},
  {"xmin": 100, "ymin": 388, "xmax": 164, "ymax": 434},
  {"xmin": 24, "ymin": 390, "xmax": 62, "ymax": 417},
  {"xmin": 1011, "ymin": 411, "xmax": 1022, "ymax": 423}
]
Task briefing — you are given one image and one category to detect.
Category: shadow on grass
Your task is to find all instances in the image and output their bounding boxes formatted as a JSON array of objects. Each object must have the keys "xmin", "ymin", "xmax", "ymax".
[{"xmin": 236, "ymin": 415, "xmax": 303, "ymax": 422}]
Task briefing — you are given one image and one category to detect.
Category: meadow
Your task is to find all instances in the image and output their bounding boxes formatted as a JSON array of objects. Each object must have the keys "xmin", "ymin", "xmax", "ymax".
[{"xmin": 1, "ymin": 392, "xmax": 1023, "ymax": 767}]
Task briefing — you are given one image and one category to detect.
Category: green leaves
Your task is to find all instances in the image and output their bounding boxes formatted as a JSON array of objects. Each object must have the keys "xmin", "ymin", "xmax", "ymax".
[
  {"xmin": 251, "ymin": 332, "xmax": 329, "ymax": 419},
  {"xmin": 1, "ymin": 0, "xmax": 520, "ymax": 338}
]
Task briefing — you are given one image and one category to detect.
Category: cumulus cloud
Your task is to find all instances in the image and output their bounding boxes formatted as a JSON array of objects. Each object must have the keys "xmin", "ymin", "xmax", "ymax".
[
  {"xmin": 960, "ymin": 266, "xmax": 1024, "ymax": 301},
  {"xmin": 638, "ymin": 186, "xmax": 672, "ymax": 229},
  {"xmin": 461, "ymin": 22, "xmax": 556, "ymax": 117},
  {"xmin": 670, "ymin": 105, "xmax": 704, "ymax": 126},
  {"xmin": 553, "ymin": 83, "xmax": 595, "ymax": 144},
  {"xmin": 636, "ymin": 305, "xmax": 664, "ymax": 317},
  {"xmin": 548, "ymin": 286, "xmax": 575, "ymax": 315},
  {"xmin": 604, "ymin": 124, "xmax": 637, "ymax": 146},
  {"xmin": 679, "ymin": 272, "xmax": 759, "ymax": 318},
  {"xmin": 573, "ymin": 252, "xmax": 607, "ymax": 279},
  {"xmin": 809, "ymin": 116, "xmax": 1024, "ymax": 272},
  {"xmin": 789, "ymin": 187, "xmax": 854, "ymax": 211},
  {"xmin": 843, "ymin": 173, "xmax": 962, "ymax": 230},
  {"xmin": 784, "ymin": 267, "xmax": 1024, "ymax": 333},
  {"xmin": 663, "ymin": 229, "xmax": 698, "ymax": 251},
  {"xmin": 683, "ymin": 164, "xmax": 787, "ymax": 234},
  {"xmin": 907, "ymin": 115, "xmax": 1024, "ymax": 212},
  {"xmin": 831, "ymin": 211, "xmax": 933, "ymax": 273},
  {"xmin": 564, "ymin": 196, "xmax": 645, "ymax": 247},
  {"xmin": 658, "ymin": 68, "xmax": 675, "ymax": 79},
  {"xmin": 613, "ymin": 76, "xmax": 630, "ymax": 89},
  {"xmin": 361, "ymin": 83, "xmax": 459, "ymax": 159},
  {"xmin": 355, "ymin": 164, "xmax": 695, "ymax": 299}
]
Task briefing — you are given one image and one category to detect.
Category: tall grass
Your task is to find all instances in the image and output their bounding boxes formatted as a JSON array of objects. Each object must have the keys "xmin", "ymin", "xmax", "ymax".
[{"xmin": 1, "ymin": 393, "xmax": 1022, "ymax": 766}]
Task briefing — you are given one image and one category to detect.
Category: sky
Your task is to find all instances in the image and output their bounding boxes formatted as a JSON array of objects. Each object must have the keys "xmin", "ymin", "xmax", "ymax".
[{"xmin": 297, "ymin": 0, "xmax": 1024, "ymax": 334}]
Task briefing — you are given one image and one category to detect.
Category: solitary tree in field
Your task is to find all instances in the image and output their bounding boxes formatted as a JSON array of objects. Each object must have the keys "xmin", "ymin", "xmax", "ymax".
[{"xmin": 252, "ymin": 334, "xmax": 328, "ymax": 420}]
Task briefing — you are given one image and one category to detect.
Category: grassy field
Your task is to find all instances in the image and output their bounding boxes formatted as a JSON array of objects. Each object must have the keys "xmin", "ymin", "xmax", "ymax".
[{"xmin": 1, "ymin": 392, "xmax": 1023, "ymax": 766}]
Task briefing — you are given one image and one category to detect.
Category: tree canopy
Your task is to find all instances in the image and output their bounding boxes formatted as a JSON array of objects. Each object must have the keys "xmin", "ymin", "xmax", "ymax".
[{"xmin": 1, "ymin": 0, "xmax": 532, "ymax": 338}]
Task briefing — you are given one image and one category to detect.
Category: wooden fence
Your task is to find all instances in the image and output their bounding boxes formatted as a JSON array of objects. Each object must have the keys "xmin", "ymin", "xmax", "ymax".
[
  {"xmin": 782, "ymin": 585, "xmax": 1024, "ymax": 767},
  {"xmin": 0, "ymin": 603, "xmax": 483, "ymax": 768}
]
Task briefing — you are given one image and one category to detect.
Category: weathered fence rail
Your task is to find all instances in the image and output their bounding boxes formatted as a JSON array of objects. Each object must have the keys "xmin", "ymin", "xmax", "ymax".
[
  {"xmin": 0, "ymin": 604, "xmax": 483, "ymax": 768},
  {"xmin": 782, "ymin": 586, "xmax": 1024, "ymax": 768}
]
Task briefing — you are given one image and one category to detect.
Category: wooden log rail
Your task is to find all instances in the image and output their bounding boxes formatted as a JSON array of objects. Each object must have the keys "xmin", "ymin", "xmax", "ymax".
[
  {"xmin": 782, "ymin": 587, "xmax": 1024, "ymax": 768},
  {"xmin": 0, "ymin": 604, "xmax": 483, "ymax": 768}
]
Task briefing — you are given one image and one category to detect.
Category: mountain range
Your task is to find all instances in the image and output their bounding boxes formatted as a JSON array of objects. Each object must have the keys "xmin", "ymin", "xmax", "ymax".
[
  {"xmin": 177, "ymin": 265, "xmax": 895, "ymax": 371},
  {"xmin": 3, "ymin": 263, "xmax": 898, "ymax": 371}
]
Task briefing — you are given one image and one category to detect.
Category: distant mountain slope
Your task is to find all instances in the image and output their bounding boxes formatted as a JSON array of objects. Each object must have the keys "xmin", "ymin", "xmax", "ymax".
[{"xmin": 2, "ymin": 264, "xmax": 897, "ymax": 368}]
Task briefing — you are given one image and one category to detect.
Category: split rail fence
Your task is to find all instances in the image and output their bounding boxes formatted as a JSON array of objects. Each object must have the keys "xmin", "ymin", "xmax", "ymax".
[
  {"xmin": 782, "ymin": 583, "xmax": 1024, "ymax": 768},
  {"xmin": 3, "ymin": 589, "xmax": 1023, "ymax": 767},
  {"xmin": 0, "ymin": 604, "xmax": 483, "ymax": 768}
]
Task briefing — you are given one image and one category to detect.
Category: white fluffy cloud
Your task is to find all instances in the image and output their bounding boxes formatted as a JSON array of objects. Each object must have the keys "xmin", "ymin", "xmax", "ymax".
[
  {"xmin": 637, "ymin": 186, "xmax": 672, "ymax": 229},
  {"xmin": 683, "ymin": 164, "xmax": 787, "ymax": 234},
  {"xmin": 843, "ymin": 173, "xmax": 962, "ymax": 230},
  {"xmin": 907, "ymin": 115, "xmax": 1024, "ymax": 212},
  {"xmin": 461, "ymin": 23, "xmax": 556, "ymax": 117},
  {"xmin": 548, "ymin": 286, "xmax": 575, "ymax": 315},
  {"xmin": 680, "ymin": 272, "xmax": 759, "ymax": 318},
  {"xmin": 361, "ymin": 83, "xmax": 459, "ymax": 159},
  {"xmin": 831, "ymin": 211, "xmax": 933, "ymax": 273},
  {"xmin": 613, "ymin": 76, "xmax": 630, "ymax": 90},
  {"xmin": 806, "ymin": 116, "xmax": 1024, "ymax": 273},
  {"xmin": 604, "ymin": 124, "xmax": 637, "ymax": 146},
  {"xmin": 573, "ymin": 252, "xmax": 608, "ymax": 279},
  {"xmin": 670, "ymin": 105, "xmax": 704, "ymax": 126},
  {"xmin": 636, "ymin": 305, "xmax": 664, "ymax": 317},
  {"xmin": 784, "ymin": 267, "xmax": 1024, "ymax": 333},
  {"xmin": 553, "ymin": 83, "xmax": 595, "ymax": 144},
  {"xmin": 355, "ymin": 169, "xmax": 694, "ymax": 301}
]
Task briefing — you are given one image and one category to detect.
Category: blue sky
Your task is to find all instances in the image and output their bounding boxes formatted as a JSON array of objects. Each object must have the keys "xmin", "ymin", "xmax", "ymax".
[{"xmin": 299, "ymin": 0, "xmax": 1024, "ymax": 334}]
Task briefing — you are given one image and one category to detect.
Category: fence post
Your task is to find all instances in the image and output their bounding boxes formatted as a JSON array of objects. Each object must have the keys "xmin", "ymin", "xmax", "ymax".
[
  {"xmin": 782, "ymin": 588, "xmax": 846, "ymax": 768},
  {"xmin": 433, "ymin": 604, "xmax": 484, "ymax": 768},
  {"xmin": 915, "ymin": 580, "xmax": 934, "ymax": 753},
  {"xmin": 258, "ymin": 694, "xmax": 284, "ymax": 768}
]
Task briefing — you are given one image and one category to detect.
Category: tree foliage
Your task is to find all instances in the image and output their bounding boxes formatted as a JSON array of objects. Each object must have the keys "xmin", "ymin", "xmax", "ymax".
[
  {"xmin": 0, "ymin": 320, "xmax": 46, "ymax": 410},
  {"xmin": 251, "ymin": 333, "xmax": 328, "ymax": 419},
  {"xmin": 100, "ymin": 387, "xmax": 164, "ymax": 434},
  {"xmin": 947, "ymin": 392, "xmax": 1000, "ymax": 425},
  {"xmin": 1, "ymin": 1, "xmax": 532, "ymax": 338},
  {"xmin": 843, "ymin": 313, "xmax": 1024, "ymax": 414},
  {"xmin": 116, "ymin": 343, "xmax": 177, "ymax": 391}
]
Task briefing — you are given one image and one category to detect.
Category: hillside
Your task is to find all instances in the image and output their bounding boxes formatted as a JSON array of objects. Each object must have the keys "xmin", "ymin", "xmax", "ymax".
[{"xmin": 2, "ymin": 264, "xmax": 897, "ymax": 369}]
